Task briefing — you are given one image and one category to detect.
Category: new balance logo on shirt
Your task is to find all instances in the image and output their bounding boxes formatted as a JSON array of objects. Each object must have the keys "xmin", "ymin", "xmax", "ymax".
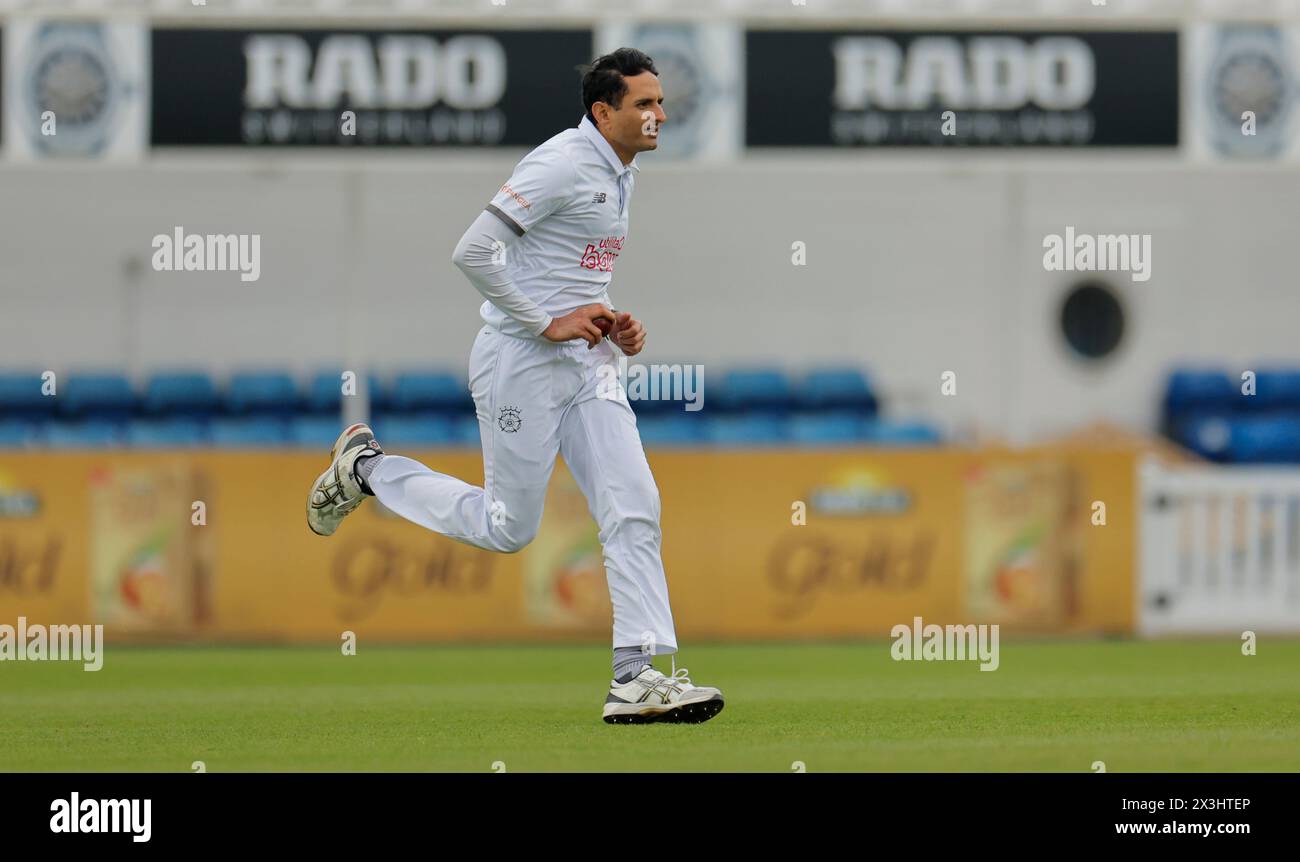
[{"xmin": 592, "ymin": 192, "xmax": 607, "ymax": 203}]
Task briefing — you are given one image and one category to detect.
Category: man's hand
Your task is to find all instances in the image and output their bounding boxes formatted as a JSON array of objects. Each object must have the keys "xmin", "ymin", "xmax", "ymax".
[
  {"xmin": 610, "ymin": 311, "xmax": 646, "ymax": 356},
  {"xmin": 542, "ymin": 303, "xmax": 617, "ymax": 349}
]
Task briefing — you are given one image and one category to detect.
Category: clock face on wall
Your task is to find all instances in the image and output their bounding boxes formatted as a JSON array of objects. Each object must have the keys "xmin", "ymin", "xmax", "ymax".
[
  {"xmin": 34, "ymin": 46, "xmax": 112, "ymax": 127},
  {"xmin": 1214, "ymin": 52, "xmax": 1286, "ymax": 127},
  {"xmin": 620, "ymin": 23, "xmax": 713, "ymax": 157},
  {"xmin": 20, "ymin": 23, "xmax": 128, "ymax": 157},
  {"xmin": 1204, "ymin": 27, "xmax": 1294, "ymax": 157}
]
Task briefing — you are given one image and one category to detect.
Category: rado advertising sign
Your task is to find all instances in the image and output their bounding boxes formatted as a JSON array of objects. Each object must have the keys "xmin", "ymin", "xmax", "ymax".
[
  {"xmin": 151, "ymin": 28, "xmax": 591, "ymax": 147},
  {"xmin": 746, "ymin": 30, "xmax": 1179, "ymax": 147}
]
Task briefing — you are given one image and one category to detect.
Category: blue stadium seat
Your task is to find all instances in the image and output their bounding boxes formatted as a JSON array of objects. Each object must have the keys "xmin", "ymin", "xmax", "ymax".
[
  {"xmin": 1173, "ymin": 413, "xmax": 1233, "ymax": 461},
  {"xmin": 1245, "ymin": 368, "xmax": 1300, "ymax": 413},
  {"xmin": 0, "ymin": 373, "xmax": 56, "ymax": 418},
  {"xmin": 789, "ymin": 412, "xmax": 869, "ymax": 445},
  {"xmin": 637, "ymin": 414, "xmax": 707, "ymax": 446},
  {"xmin": 714, "ymin": 368, "xmax": 795, "ymax": 413},
  {"xmin": 44, "ymin": 420, "xmax": 123, "ymax": 449},
  {"xmin": 373, "ymin": 413, "xmax": 455, "ymax": 447},
  {"xmin": 798, "ymin": 367, "xmax": 877, "ymax": 413},
  {"xmin": 126, "ymin": 418, "xmax": 208, "ymax": 448},
  {"xmin": 390, "ymin": 371, "xmax": 472, "ymax": 414},
  {"xmin": 60, "ymin": 373, "xmax": 136, "ymax": 419},
  {"xmin": 143, "ymin": 372, "xmax": 219, "ymax": 417},
  {"xmin": 630, "ymin": 396, "xmax": 678, "ymax": 416},
  {"xmin": 704, "ymin": 414, "xmax": 788, "ymax": 447},
  {"xmin": 864, "ymin": 420, "xmax": 941, "ymax": 446},
  {"xmin": 290, "ymin": 415, "xmax": 346, "ymax": 449},
  {"xmin": 451, "ymin": 415, "xmax": 483, "ymax": 447},
  {"xmin": 226, "ymin": 371, "xmax": 298, "ymax": 416},
  {"xmin": 1227, "ymin": 415, "xmax": 1300, "ymax": 464},
  {"xmin": 1163, "ymin": 369, "xmax": 1238, "ymax": 418},
  {"xmin": 210, "ymin": 417, "xmax": 289, "ymax": 448},
  {"xmin": 0, "ymin": 419, "xmax": 42, "ymax": 447},
  {"xmin": 305, "ymin": 371, "xmax": 385, "ymax": 414}
]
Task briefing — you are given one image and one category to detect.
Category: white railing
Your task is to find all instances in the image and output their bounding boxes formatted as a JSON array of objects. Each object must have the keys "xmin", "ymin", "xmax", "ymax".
[{"xmin": 1139, "ymin": 458, "xmax": 1300, "ymax": 635}]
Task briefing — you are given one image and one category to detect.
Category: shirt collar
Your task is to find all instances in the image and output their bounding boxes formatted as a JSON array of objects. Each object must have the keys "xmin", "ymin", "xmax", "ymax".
[{"xmin": 579, "ymin": 115, "xmax": 639, "ymax": 175}]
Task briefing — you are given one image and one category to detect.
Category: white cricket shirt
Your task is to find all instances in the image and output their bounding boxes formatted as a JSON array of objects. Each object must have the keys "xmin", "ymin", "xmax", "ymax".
[{"xmin": 481, "ymin": 115, "xmax": 638, "ymax": 338}]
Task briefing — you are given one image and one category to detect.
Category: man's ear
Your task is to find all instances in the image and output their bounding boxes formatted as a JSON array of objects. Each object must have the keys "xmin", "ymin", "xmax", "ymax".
[{"xmin": 592, "ymin": 102, "xmax": 612, "ymax": 129}]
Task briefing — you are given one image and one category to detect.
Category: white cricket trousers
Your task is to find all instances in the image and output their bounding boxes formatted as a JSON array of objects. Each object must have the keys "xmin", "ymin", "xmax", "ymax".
[{"xmin": 366, "ymin": 325, "xmax": 678, "ymax": 655}]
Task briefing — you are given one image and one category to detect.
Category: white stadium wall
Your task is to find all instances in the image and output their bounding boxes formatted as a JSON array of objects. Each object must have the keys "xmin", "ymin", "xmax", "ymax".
[{"xmin": 0, "ymin": 155, "xmax": 1295, "ymax": 444}]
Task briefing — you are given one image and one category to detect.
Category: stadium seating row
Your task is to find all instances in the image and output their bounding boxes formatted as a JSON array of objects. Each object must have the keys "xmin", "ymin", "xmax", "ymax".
[
  {"xmin": 0, "ymin": 367, "xmax": 878, "ymax": 419},
  {"xmin": 1163, "ymin": 368, "xmax": 1300, "ymax": 463},
  {"xmin": 0, "ymin": 412, "xmax": 938, "ymax": 450}
]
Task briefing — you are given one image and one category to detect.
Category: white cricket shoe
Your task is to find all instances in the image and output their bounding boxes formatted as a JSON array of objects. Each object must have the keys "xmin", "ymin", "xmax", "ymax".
[
  {"xmin": 306, "ymin": 422, "xmax": 383, "ymax": 537},
  {"xmin": 602, "ymin": 662, "xmax": 725, "ymax": 725}
]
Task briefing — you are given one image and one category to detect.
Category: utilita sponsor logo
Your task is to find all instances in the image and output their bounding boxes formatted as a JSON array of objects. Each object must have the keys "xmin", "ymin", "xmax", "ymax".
[{"xmin": 579, "ymin": 235, "xmax": 624, "ymax": 272}]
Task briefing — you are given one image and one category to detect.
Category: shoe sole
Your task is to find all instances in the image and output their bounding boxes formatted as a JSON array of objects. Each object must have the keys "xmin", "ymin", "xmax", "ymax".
[
  {"xmin": 306, "ymin": 461, "xmax": 348, "ymax": 537},
  {"xmin": 602, "ymin": 695, "xmax": 724, "ymax": 725},
  {"xmin": 602, "ymin": 709, "xmax": 669, "ymax": 725},
  {"xmin": 656, "ymin": 697, "xmax": 725, "ymax": 724}
]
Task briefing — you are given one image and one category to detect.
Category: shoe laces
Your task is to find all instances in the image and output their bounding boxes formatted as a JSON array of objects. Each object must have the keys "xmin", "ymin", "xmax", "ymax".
[{"xmin": 668, "ymin": 656, "xmax": 692, "ymax": 687}]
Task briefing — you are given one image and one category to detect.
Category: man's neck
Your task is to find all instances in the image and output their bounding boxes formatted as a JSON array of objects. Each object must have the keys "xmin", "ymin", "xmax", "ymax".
[{"xmin": 598, "ymin": 127, "xmax": 636, "ymax": 167}]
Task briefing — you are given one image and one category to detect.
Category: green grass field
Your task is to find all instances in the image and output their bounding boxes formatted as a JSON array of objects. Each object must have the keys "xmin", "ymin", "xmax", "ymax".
[{"xmin": 2, "ymin": 640, "xmax": 1298, "ymax": 772}]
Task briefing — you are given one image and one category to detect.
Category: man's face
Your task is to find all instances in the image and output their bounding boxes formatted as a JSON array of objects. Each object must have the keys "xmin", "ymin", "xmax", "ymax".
[{"xmin": 598, "ymin": 71, "xmax": 666, "ymax": 154}]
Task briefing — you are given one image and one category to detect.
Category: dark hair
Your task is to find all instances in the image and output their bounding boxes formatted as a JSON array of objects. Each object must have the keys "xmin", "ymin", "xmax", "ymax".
[{"xmin": 579, "ymin": 48, "xmax": 658, "ymax": 123}]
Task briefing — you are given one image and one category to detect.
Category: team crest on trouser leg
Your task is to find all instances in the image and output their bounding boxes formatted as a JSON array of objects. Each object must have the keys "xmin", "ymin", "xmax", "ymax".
[{"xmin": 498, "ymin": 405, "xmax": 522, "ymax": 432}]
